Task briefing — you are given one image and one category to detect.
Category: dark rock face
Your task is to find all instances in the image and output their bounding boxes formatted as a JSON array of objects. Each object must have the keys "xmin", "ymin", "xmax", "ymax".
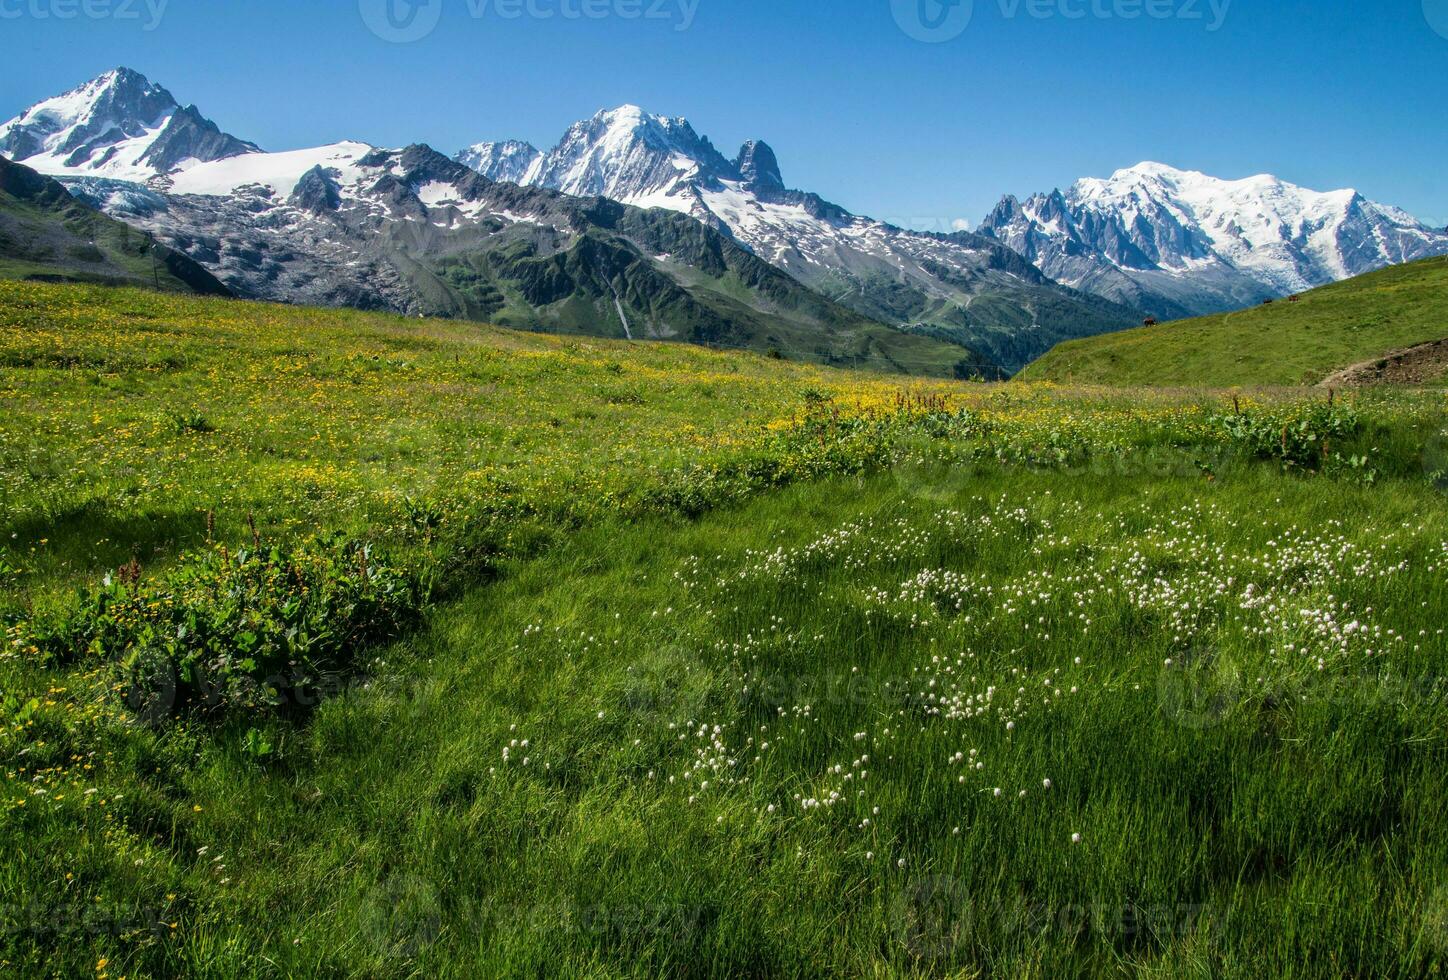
[
  {"xmin": 53, "ymin": 68, "xmax": 177, "ymax": 162},
  {"xmin": 0, "ymin": 152, "xmax": 64, "ymax": 202},
  {"xmin": 289, "ymin": 166, "xmax": 342, "ymax": 215},
  {"xmin": 735, "ymin": 140, "xmax": 784, "ymax": 196},
  {"xmin": 1, "ymin": 68, "xmax": 173, "ymax": 167},
  {"xmin": 139, "ymin": 105, "xmax": 260, "ymax": 173}
]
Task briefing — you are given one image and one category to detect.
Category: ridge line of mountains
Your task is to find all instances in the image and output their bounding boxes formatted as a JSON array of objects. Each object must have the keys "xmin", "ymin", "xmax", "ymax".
[{"xmin": 4, "ymin": 68, "xmax": 1446, "ymax": 377}]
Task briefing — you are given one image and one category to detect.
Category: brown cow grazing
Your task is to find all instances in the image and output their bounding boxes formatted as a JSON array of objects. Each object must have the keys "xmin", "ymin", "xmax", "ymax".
[
  {"xmin": 1143, "ymin": 317, "xmax": 1158, "ymax": 328},
  {"xmin": 1288, "ymin": 294, "xmax": 1301, "ymax": 303}
]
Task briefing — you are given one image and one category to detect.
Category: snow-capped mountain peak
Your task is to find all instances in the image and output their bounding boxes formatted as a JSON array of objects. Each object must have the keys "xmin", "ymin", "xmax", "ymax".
[
  {"xmin": 1076, "ymin": 161, "xmax": 1346, "ymax": 213},
  {"xmin": 521, "ymin": 104, "xmax": 737, "ymax": 207},
  {"xmin": 0, "ymin": 67, "xmax": 259, "ymax": 182},
  {"xmin": 1, "ymin": 67, "xmax": 165, "ymax": 135},
  {"xmin": 455, "ymin": 105, "xmax": 792, "ymax": 206}
]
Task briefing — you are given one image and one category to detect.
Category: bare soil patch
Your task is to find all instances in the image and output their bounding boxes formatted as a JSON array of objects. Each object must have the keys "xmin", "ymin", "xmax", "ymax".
[{"xmin": 1321, "ymin": 337, "xmax": 1448, "ymax": 387}]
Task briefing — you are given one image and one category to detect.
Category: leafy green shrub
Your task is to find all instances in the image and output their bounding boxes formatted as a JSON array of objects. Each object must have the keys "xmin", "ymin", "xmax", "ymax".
[
  {"xmin": 26, "ymin": 536, "xmax": 425, "ymax": 720},
  {"xmin": 168, "ymin": 409, "xmax": 216, "ymax": 435},
  {"xmin": 1215, "ymin": 403, "xmax": 1362, "ymax": 470}
]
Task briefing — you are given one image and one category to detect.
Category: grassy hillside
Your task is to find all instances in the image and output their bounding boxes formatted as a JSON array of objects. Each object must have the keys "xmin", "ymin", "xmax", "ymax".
[
  {"xmin": 4, "ymin": 280, "xmax": 1448, "ymax": 976},
  {"xmin": 0, "ymin": 156, "xmax": 229, "ymax": 296},
  {"xmin": 1020, "ymin": 256, "xmax": 1448, "ymax": 387}
]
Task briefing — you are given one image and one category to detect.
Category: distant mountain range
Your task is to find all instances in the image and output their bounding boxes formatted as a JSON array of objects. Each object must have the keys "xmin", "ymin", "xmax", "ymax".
[
  {"xmin": 3, "ymin": 68, "xmax": 1447, "ymax": 376},
  {"xmin": 977, "ymin": 162, "xmax": 1448, "ymax": 320},
  {"xmin": 456, "ymin": 105, "xmax": 1140, "ymax": 372}
]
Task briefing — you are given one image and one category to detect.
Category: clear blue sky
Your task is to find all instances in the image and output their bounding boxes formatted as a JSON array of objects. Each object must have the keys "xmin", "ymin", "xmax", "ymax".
[{"xmin": 2, "ymin": 0, "xmax": 1445, "ymax": 229}]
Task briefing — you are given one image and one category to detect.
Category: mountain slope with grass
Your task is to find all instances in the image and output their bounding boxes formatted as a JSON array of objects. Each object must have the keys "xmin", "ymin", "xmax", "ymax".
[
  {"xmin": 66, "ymin": 142, "xmax": 988, "ymax": 377},
  {"xmin": 1019, "ymin": 256, "xmax": 1448, "ymax": 387},
  {"xmin": 0, "ymin": 278, "xmax": 967, "ymax": 609},
  {"xmin": 0, "ymin": 155, "xmax": 229, "ymax": 295}
]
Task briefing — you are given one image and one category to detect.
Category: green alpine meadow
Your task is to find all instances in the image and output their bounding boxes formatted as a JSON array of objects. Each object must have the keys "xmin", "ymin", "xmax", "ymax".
[{"xmin": 3, "ymin": 279, "xmax": 1448, "ymax": 977}]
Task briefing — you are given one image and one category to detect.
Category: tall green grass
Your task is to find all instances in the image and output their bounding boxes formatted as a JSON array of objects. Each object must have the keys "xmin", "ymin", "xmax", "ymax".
[{"xmin": 6, "ymin": 461, "xmax": 1448, "ymax": 977}]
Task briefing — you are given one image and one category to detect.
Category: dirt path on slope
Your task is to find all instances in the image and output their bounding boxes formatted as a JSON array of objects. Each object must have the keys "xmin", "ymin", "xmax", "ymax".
[{"xmin": 1320, "ymin": 337, "xmax": 1448, "ymax": 387}]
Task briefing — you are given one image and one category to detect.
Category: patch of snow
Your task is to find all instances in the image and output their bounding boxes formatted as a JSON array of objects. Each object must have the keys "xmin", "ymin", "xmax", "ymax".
[{"xmin": 169, "ymin": 142, "xmax": 374, "ymax": 198}]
